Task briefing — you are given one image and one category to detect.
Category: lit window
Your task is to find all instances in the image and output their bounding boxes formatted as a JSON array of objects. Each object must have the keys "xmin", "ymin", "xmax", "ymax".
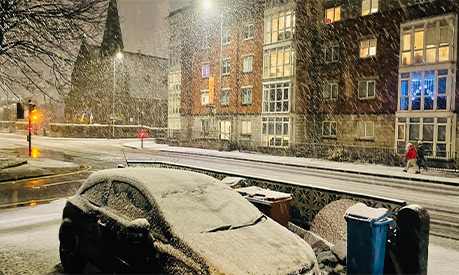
[
  {"xmin": 242, "ymin": 87, "xmax": 252, "ymax": 105},
  {"xmin": 357, "ymin": 121, "xmax": 374, "ymax": 138},
  {"xmin": 324, "ymin": 82, "xmax": 338, "ymax": 100},
  {"xmin": 263, "ymin": 46, "xmax": 293, "ymax": 78},
  {"xmin": 202, "ymin": 63, "xmax": 210, "ymax": 78},
  {"xmin": 243, "ymin": 55, "xmax": 253, "ymax": 73},
  {"xmin": 262, "ymin": 82, "xmax": 290, "ymax": 113},
  {"xmin": 397, "ymin": 117, "xmax": 452, "ymax": 158},
  {"xmin": 358, "ymin": 79, "xmax": 376, "ymax": 99},
  {"xmin": 243, "ymin": 24, "xmax": 254, "ymax": 40},
  {"xmin": 261, "ymin": 117, "xmax": 290, "ymax": 147},
  {"xmin": 360, "ymin": 38, "xmax": 377, "ymax": 58},
  {"xmin": 399, "ymin": 69, "xmax": 450, "ymax": 111},
  {"xmin": 322, "ymin": 121, "xmax": 337, "ymax": 137},
  {"xmin": 324, "ymin": 45, "xmax": 339, "ymax": 63},
  {"xmin": 400, "ymin": 16, "xmax": 453, "ymax": 65},
  {"xmin": 362, "ymin": 0, "xmax": 378, "ymax": 16},
  {"xmin": 242, "ymin": 121, "xmax": 252, "ymax": 135},
  {"xmin": 168, "ymin": 71, "xmax": 181, "ymax": 91},
  {"xmin": 220, "ymin": 120, "xmax": 231, "ymax": 140},
  {"xmin": 325, "ymin": 7, "xmax": 340, "ymax": 24},
  {"xmin": 264, "ymin": 10, "xmax": 295, "ymax": 44},
  {"xmin": 201, "ymin": 90, "xmax": 209, "ymax": 105},
  {"xmin": 220, "ymin": 89, "xmax": 230, "ymax": 106},
  {"xmin": 221, "ymin": 59, "xmax": 230, "ymax": 75}
]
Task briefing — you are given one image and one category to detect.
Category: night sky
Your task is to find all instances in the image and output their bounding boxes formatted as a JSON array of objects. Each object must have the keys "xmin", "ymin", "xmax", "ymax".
[{"xmin": 118, "ymin": 0, "xmax": 190, "ymax": 57}]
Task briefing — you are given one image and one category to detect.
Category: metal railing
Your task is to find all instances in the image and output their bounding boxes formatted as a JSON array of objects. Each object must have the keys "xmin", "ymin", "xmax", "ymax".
[{"xmin": 127, "ymin": 160, "xmax": 407, "ymax": 228}]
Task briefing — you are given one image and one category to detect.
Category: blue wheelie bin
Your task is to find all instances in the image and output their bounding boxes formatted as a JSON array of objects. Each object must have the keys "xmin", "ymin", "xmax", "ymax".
[{"xmin": 344, "ymin": 203, "xmax": 393, "ymax": 275}]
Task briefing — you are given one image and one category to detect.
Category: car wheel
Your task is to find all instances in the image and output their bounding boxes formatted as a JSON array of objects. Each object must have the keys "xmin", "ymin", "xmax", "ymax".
[{"xmin": 59, "ymin": 225, "xmax": 86, "ymax": 273}]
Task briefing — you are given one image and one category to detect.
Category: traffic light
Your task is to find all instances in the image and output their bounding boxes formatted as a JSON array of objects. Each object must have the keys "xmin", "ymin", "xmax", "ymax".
[
  {"xmin": 140, "ymin": 131, "xmax": 147, "ymax": 138},
  {"xmin": 29, "ymin": 105, "xmax": 40, "ymax": 122}
]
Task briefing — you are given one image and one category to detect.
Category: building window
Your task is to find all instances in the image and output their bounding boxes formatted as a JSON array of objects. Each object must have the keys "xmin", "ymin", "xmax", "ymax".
[
  {"xmin": 400, "ymin": 15, "xmax": 454, "ymax": 65},
  {"xmin": 221, "ymin": 59, "xmax": 230, "ymax": 76},
  {"xmin": 168, "ymin": 93, "xmax": 181, "ymax": 115},
  {"xmin": 168, "ymin": 71, "xmax": 181, "ymax": 91},
  {"xmin": 168, "ymin": 119, "xmax": 181, "ymax": 130},
  {"xmin": 323, "ymin": 81, "xmax": 338, "ymax": 100},
  {"xmin": 201, "ymin": 119, "xmax": 209, "ymax": 134},
  {"xmin": 360, "ymin": 38, "xmax": 377, "ymax": 58},
  {"xmin": 399, "ymin": 69, "xmax": 450, "ymax": 111},
  {"xmin": 262, "ymin": 82, "xmax": 290, "ymax": 113},
  {"xmin": 357, "ymin": 121, "xmax": 374, "ymax": 139},
  {"xmin": 220, "ymin": 88, "xmax": 230, "ymax": 106},
  {"xmin": 325, "ymin": 7, "xmax": 340, "ymax": 24},
  {"xmin": 358, "ymin": 79, "xmax": 376, "ymax": 99},
  {"xmin": 202, "ymin": 63, "xmax": 210, "ymax": 78},
  {"xmin": 220, "ymin": 120, "xmax": 231, "ymax": 140},
  {"xmin": 324, "ymin": 45, "xmax": 339, "ymax": 63},
  {"xmin": 243, "ymin": 55, "xmax": 253, "ymax": 73},
  {"xmin": 242, "ymin": 87, "xmax": 253, "ymax": 105},
  {"xmin": 263, "ymin": 46, "xmax": 294, "ymax": 78},
  {"xmin": 262, "ymin": 117, "xmax": 290, "ymax": 147},
  {"xmin": 397, "ymin": 117, "xmax": 452, "ymax": 158},
  {"xmin": 322, "ymin": 121, "xmax": 337, "ymax": 137},
  {"xmin": 264, "ymin": 10, "xmax": 295, "ymax": 44},
  {"xmin": 243, "ymin": 24, "xmax": 254, "ymax": 40},
  {"xmin": 221, "ymin": 28, "xmax": 231, "ymax": 45},
  {"xmin": 241, "ymin": 121, "xmax": 252, "ymax": 135},
  {"xmin": 201, "ymin": 90, "xmax": 209, "ymax": 105},
  {"xmin": 362, "ymin": 0, "xmax": 378, "ymax": 16}
]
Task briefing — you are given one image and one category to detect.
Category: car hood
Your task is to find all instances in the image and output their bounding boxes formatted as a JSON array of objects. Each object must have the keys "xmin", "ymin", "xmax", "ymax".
[{"xmin": 173, "ymin": 218, "xmax": 319, "ymax": 275}]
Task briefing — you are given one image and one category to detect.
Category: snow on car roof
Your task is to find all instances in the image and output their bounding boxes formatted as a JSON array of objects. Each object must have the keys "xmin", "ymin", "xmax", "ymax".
[
  {"xmin": 86, "ymin": 168, "xmax": 262, "ymax": 233},
  {"xmin": 84, "ymin": 168, "xmax": 318, "ymax": 274}
]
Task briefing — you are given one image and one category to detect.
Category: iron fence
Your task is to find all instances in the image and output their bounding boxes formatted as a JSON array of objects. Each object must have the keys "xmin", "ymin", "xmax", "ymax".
[{"xmin": 127, "ymin": 160, "xmax": 407, "ymax": 228}]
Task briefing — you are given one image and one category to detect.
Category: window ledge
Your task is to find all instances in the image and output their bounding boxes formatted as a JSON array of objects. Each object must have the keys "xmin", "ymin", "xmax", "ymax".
[
  {"xmin": 322, "ymin": 136, "xmax": 337, "ymax": 140},
  {"xmin": 355, "ymin": 137, "xmax": 375, "ymax": 141}
]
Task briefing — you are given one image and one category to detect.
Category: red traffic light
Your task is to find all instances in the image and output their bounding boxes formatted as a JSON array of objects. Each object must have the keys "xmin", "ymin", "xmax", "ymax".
[
  {"xmin": 140, "ymin": 131, "xmax": 146, "ymax": 138},
  {"xmin": 28, "ymin": 126, "xmax": 33, "ymax": 131}
]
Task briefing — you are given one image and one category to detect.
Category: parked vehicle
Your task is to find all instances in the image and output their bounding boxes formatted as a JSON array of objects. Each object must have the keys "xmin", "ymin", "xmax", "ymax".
[{"xmin": 59, "ymin": 168, "xmax": 318, "ymax": 274}]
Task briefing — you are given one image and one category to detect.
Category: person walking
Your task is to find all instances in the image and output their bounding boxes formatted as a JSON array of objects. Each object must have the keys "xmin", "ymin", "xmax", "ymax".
[
  {"xmin": 417, "ymin": 140, "xmax": 427, "ymax": 171},
  {"xmin": 403, "ymin": 143, "xmax": 420, "ymax": 174}
]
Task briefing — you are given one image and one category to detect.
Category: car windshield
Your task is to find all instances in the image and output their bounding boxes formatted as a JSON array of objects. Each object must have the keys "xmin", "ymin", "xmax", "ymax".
[{"xmin": 153, "ymin": 179, "xmax": 262, "ymax": 234}]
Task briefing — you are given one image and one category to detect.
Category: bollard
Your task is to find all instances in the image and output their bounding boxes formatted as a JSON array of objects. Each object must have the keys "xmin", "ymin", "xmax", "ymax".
[{"xmin": 394, "ymin": 205, "xmax": 429, "ymax": 275}]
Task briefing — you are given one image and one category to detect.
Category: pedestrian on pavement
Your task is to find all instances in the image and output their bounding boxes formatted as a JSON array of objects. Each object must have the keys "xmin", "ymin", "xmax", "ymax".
[
  {"xmin": 404, "ymin": 142, "xmax": 420, "ymax": 174},
  {"xmin": 417, "ymin": 140, "xmax": 427, "ymax": 171}
]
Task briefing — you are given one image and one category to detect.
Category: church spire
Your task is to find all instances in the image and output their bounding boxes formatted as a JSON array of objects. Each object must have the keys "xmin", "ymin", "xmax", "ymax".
[{"xmin": 100, "ymin": 0, "xmax": 124, "ymax": 57}]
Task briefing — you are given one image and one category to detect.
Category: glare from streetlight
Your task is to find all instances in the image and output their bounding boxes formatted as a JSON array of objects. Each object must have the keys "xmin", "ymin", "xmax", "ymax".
[
  {"xmin": 203, "ymin": 0, "xmax": 211, "ymax": 9},
  {"xmin": 116, "ymin": 52, "xmax": 123, "ymax": 60}
]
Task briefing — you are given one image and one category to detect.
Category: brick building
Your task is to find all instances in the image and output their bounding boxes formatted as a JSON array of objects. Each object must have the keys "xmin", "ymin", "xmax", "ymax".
[{"xmin": 170, "ymin": 0, "xmax": 458, "ymax": 158}]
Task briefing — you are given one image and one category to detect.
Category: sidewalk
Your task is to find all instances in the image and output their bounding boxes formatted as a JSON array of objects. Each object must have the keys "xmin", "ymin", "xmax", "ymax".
[
  {"xmin": 122, "ymin": 141, "xmax": 458, "ymax": 186},
  {"xmin": 0, "ymin": 154, "xmax": 80, "ymax": 182}
]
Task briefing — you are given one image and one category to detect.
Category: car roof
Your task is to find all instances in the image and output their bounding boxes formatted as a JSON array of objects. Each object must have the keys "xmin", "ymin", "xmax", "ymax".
[
  {"xmin": 83, "ymin": 168, "xmax": 263, "ymax": 233},
  {"xmin": 81, "ymin": 168, "xmax": 318, "ymax": 274}
]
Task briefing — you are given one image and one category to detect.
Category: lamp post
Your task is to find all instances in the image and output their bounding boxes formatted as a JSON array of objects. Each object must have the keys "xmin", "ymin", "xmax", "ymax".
[
  {"xmin": 203, "ymin": 0, "xmax": 223, "ymax": 139},
  {"xmin": 112, "ymin": 51, "xmax": 124, "ymax": 137}
]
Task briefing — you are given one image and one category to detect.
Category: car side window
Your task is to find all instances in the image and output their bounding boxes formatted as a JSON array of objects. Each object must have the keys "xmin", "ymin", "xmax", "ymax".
[
  {"xmin": 81, "ymin": 181, "xmax": 110, "ymax": 207},
  {"xmin": 107, "ymin": 181, "xmax": 152, "ymax": 219}
]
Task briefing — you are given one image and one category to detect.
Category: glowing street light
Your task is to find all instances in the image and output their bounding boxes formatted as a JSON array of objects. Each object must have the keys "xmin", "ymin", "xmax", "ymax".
[{"xmin": 203, "ymin": 0, "xmax": 211, "ymax": 9}]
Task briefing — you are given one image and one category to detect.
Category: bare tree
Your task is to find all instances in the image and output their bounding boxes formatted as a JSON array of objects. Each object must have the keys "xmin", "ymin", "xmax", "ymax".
[{"xmin": 0, "ymin": 0, "xmax": 108, "ymax": 101}]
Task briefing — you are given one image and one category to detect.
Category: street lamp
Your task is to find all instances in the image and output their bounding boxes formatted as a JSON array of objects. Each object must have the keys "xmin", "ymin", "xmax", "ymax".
[
  {"xmin": 203, "ymin": 0, "xmax": 223, "ymax": 138},
  {"xmin": 112, "ymin": 51, "xmax": 123, "ymax": 137}
]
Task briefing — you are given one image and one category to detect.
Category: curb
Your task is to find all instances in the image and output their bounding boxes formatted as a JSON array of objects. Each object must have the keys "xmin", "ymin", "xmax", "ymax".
[
  {"xmin": 122, "ymin": 144, "xmax": 458, "ymax": 187},
  {"xmin": 159, "ymin": 150, "xmax": 458, "ymax": 186}
]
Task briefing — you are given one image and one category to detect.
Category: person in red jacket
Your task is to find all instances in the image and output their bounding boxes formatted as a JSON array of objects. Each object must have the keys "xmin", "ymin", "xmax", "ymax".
[{"xmin": 403, "ymin": 143, "xmax": 420, "ymax": 174}]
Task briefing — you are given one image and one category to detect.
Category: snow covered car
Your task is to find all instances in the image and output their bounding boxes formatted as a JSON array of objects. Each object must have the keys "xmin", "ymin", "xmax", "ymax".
[{"xmin": 59, "ymin": 168, "xmax": 319, "ymax": 274}]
